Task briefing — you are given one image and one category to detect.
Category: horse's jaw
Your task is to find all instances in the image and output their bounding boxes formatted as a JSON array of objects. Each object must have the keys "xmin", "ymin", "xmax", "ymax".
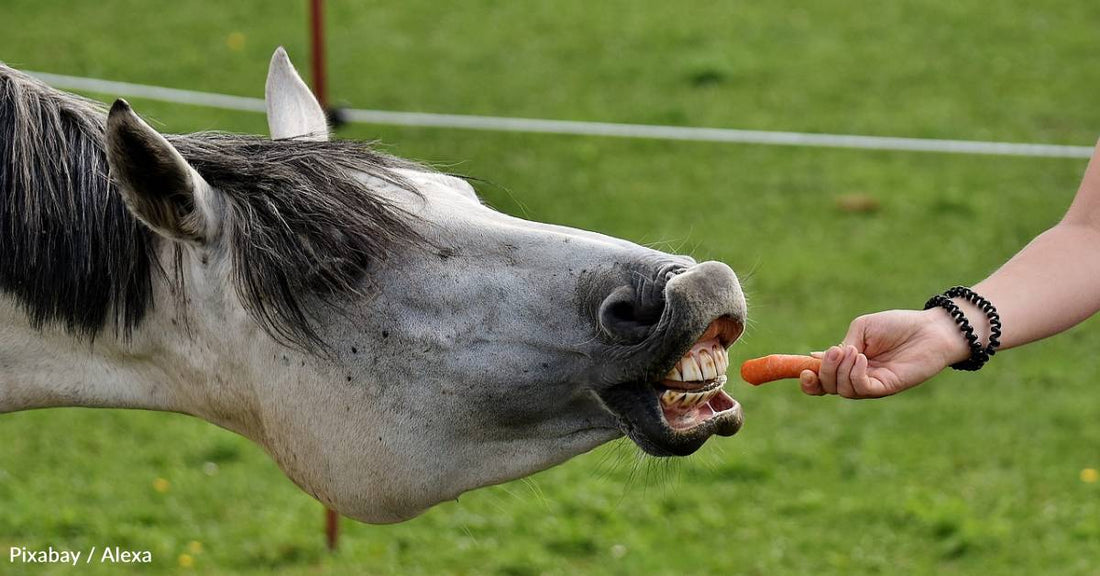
[{"xmin": 248, "ymin": 360, "xmax": 624, "ymax": 524}]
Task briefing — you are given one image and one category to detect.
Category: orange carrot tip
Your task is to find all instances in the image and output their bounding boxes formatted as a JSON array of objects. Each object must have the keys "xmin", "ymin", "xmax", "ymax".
[{"xmin": 740, "ymin": 354, "xmax": 823, "ymax": 386}]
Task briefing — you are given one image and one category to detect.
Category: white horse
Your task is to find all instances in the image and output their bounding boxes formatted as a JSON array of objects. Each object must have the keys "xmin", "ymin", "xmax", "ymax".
[{"xmin": 0, "ymin": 50, "xmax": 746, "ymax": 523}]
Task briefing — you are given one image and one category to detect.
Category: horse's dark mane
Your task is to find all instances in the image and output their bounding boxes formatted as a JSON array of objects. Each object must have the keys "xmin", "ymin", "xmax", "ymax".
[{"xmin": 0, "ymin": 63, "xmax": 422, "ymax": 347}]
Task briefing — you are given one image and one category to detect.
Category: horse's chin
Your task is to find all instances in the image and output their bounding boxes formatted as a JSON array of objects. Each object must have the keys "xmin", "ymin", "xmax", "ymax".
[{"xmin": 598, "ymin": 317, "xmax": 745, "ymax": 456}]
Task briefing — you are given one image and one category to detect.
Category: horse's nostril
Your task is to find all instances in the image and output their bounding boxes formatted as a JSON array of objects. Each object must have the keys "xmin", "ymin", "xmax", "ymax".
[
  {"xmin": 607, "ymin": 300, "xmax": 637, "ymax": 322},
  {"xmin": 598, "ymin": 285, "xmax": 664, "ymax": 342}
]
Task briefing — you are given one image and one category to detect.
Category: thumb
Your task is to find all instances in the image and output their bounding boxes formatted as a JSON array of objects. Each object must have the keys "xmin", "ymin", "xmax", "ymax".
[{"xmin": 841, "ymin": 315, "xmax": 871, "ymax": 352}]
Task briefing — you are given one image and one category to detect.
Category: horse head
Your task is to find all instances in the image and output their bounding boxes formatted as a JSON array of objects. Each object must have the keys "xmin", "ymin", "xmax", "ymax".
[{"xmin": 0, "ymin": 52, "xmax": 746, "ymax": 523}]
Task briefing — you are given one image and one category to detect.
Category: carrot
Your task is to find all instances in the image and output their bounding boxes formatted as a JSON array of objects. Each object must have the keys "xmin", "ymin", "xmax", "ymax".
[{"xmin": 740, "ymin": 354, "xmax": 822, "ymax": 385}]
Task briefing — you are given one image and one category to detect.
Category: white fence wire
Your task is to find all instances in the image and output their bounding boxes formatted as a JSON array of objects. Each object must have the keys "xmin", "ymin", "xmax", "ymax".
[{"xmin": 29, "ymin": 70, "xmax": 1095, "ymax": 159}]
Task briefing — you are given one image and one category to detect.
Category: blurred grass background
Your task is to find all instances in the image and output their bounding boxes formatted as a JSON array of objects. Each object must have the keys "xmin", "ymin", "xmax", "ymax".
[{"xmin": 1, "ymin": 0, "xmax": 1099, "ymax": 574}]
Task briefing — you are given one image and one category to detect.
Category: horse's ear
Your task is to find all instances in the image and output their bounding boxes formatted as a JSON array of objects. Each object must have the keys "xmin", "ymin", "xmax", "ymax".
[
  {"xmin": 106, "ymin": 99, "xmax": 221, "ymax": 244},
  {"xmin": 266, "ymin": 47, "xmax": 329, "ymax": 141}
]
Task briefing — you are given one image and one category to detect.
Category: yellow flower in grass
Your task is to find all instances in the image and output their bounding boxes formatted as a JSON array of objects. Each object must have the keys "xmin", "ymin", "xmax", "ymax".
[
  {"xmin": 226, "ymin": 32, "xmax": 246, "ymax": 52},
  {"xmin": 178, "ymin": 553, "xmax": 194, "ymax": 568},
  {"xmin": 153, "ymin": 478, "xmax": 171, "ymax": 493},
  {"xmin": 1081, "ymin": 468, "xmax": 1098, "ymax": 483},
  {"xmin": 187, "ymin": 541, "xmax": 203, "ymax": 555}
]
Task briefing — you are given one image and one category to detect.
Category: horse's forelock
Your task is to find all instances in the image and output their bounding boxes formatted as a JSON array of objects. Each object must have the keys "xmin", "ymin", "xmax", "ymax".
[
  {"xmin": 0, "ymin": 63, "xmax": 425, "ymax": 348},
  {"xmin": 171, "ymin": 133, "xmax": 426, "ymax": 349}
]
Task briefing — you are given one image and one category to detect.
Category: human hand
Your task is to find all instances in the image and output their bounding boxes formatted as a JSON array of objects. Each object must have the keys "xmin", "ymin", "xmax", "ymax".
[{"xmin": 800, "ymin": 309, "xmax": 970, "ymax": 398}]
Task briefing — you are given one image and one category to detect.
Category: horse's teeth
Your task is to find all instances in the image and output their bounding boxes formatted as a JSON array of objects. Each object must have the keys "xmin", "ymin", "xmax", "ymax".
[
  {"xmin": 680, "ymin": 357, "xmax": 702, "ymax": 382},
  {"xmin": 698, "ymin": 350, "xmax": 718, "ymax": 381},
  {"xmin": 660, "ymin": 381, "xmax": 727, "ymax": 411},
  {"xmin": 714, "ymin": 346, "xmax": 729, "ymax": 374},
  {"xmin": 683, "ymin": 391, "xmax": 705, "ymax": 407},
  {"xmin": 661, "ymin": 389, "xmax": 683, "ymax": 406},
  {"xmin": 665, "ymin": 339, "xmax": 731, "ymax": 384}
]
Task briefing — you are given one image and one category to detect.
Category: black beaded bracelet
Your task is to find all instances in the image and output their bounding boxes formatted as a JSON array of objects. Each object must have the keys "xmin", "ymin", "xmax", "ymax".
[
  {"xmin": 923, "ymin": 287, "xmax": 1001, "ymax": 371},
  {"xmin": 943, "ymin": 286, "xmax": 1002, "ymax": 356},
  {"xmin": 923, "ymin": 295, "xmax": 986, "ymax": 370}
]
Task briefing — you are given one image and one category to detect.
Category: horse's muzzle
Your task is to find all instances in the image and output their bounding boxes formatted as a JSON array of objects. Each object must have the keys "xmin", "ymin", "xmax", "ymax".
[{"xmin": 595, "ymin": 261, "xmax": 748, "ymax": 456}]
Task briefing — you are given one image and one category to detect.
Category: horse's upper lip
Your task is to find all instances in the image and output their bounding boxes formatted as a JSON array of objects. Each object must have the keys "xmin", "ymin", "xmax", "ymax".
[
  {"xmin": 696, "ymin": 315, "xmax": 744, "ymax": 349},
  {"xmin": 597, "ymin": 316, "xmax": 745, "ymax": 456}
]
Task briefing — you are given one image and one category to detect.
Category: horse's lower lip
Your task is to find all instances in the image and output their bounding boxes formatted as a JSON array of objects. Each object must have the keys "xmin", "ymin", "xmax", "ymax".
[
  {"xmin": 656, "ymin": 376, "xmax": 740, "ymax": 432},
  {"xmin": 601, "ymin": 383, "xmax": 743, "ymax": 456},
  {"xmin": 596, "ymin": 332, "xmax": 745, "ymax": 455}
]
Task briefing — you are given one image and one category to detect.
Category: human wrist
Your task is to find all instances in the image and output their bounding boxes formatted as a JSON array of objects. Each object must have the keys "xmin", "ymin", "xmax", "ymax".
[
  {"xmin": 922, "ymin": 307, "xmax": 973, "ymax": 367},
  {"xmin": 949, "ymin": 296, "xmax": 992, "ymax": 349},
  {"xmin": 922, "ymin": 292, "xmax": 996, "ymax": 367}
]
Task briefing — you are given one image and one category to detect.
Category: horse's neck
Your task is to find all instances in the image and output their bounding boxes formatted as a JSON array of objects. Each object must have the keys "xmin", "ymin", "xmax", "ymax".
[
  {"xmin": 0, "ymin": 292, "xmax": 266, "ymax": 442},
  {"xmin": 0, "ymin": 298, "xmax": 175, "ymax": 413}
]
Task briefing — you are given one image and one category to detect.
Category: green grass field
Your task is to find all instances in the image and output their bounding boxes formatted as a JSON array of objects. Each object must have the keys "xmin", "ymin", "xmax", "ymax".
[{"xmin": 2, "ymin": 1, "xmax": 1099, "ymax": 574}]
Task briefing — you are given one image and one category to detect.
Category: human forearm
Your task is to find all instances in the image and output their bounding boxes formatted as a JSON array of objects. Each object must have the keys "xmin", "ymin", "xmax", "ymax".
[{"xmin": 964, "ymin": 222, "xmax": 1100, "ymax": 351}]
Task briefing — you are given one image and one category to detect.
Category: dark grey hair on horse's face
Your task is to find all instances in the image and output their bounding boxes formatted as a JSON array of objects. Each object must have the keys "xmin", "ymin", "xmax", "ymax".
[{"xmin": 0, "ymin": 63, "xmax": 423, "ymax": 347}]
